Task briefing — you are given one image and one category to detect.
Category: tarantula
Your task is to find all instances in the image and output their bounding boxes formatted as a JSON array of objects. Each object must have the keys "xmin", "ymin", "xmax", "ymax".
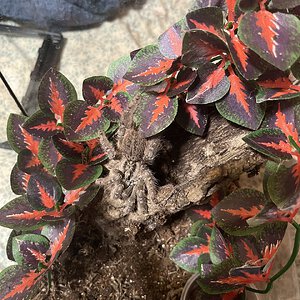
[{"xmin": 101, "ymin": 95, "xmax": 162, "ymax": 220}]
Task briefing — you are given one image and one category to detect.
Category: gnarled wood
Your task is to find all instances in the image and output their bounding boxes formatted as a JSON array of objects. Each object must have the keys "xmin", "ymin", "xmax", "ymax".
[{"xmin": 94, "ymin": 113, "xmax": 264, "ymax": 236}]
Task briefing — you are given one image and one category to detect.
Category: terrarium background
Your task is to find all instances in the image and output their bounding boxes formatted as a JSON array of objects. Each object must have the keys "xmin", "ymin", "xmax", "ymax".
[{"xmin": 0, "ymin": 0, "xmax": 300, "ymax": 299}]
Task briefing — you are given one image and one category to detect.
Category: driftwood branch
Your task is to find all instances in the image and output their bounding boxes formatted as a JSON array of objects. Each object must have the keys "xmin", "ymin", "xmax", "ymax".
[{"xmin": 94, "ymin": 113, "xmax": 264, "ymax": 236}]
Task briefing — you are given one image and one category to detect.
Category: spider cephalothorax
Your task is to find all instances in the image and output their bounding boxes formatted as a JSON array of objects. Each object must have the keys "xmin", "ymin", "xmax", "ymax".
[{"xmin": 101, "ymin": 95, "xmax": 162, "ymax": 220}]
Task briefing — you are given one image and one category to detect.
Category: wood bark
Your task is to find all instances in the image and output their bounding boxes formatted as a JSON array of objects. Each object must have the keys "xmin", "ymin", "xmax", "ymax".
[{"xmin": 94, "ymin": 113, "xmax": 264, "ymax": 237}]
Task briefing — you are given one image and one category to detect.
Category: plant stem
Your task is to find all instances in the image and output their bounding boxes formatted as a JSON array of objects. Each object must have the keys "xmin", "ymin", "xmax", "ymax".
[{"xmin": 245, "ymin": 221, "xmax": 300, "ymax": 294}]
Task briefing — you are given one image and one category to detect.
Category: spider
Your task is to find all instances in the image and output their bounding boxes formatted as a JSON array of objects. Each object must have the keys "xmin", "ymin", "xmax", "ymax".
[{"xmin": 100, "ymin": 95, "xmax": 162, "ymax": 220}]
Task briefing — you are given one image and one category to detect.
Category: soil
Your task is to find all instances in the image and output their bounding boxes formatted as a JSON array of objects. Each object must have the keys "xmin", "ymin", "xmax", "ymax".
[{"xmin": 34, "ymin": 209, "xmax": 193, "ymax": 300}]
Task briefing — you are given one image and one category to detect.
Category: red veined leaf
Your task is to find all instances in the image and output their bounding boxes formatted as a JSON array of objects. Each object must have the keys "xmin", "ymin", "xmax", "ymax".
[
  {"xmin": 107, "ymin": 55, "xmax": 132, "ymax": 83},
  {"xmin": 215, "ymin": 73, "xmax": 265, "ymax": 130},
  {"xmin": 168, "ymin": 68, "xmax": 197, "ymax": 97},
  {"xmin": 170, "ymin": 236, "xmax": 210, "ymax": 273},
  {"xmin": 0, "ymin": 265, "xmax": 42, "ymax": 300},
  {"xmin": 212, "ymin": 189, "xmax": 265, "ymax": 235},
  {"xmin": 210, "ymin": 227, "xmax": 232, "ymax": 265},
  {"xmin": 38, "ymin": 137, "xmax": 63, "ymax": 175},
  {"xmin": 41, "ymin": 218, "xmax": 75, "ymax": 263},
  {"xmin": 266, "ymin": 160, "xmax": 300, "ymax": 207},
  {"xmin": 17, "ymin": 149, "xmax": 42, "ymax": 174},
  {"xmin": 176, "ymin": 101, "xmax": 208, "ymax": 136},
  {"xmin": 23, "ymin": 110, "xmax": 63, "ymax": 138},
  {"xmin": 275, "ymin": 105, "xmax": 300, "ymax": 144},
  {"xmin": 0, "ymin": 196, "xmax": 49, "ymax": 230},
  {"xmin": 188, "ymin": 206, "xmax": 212, "ymax": 222},
  {"xmin": 262, "ymin": 100, "xmax": 300, "ymax": 130},
  {"xmin": 52, "ymin": 134, "xmax": 84, "ymax": 162},
  {"xmin": 145, "ymin": 80, "xmax": 169, "ymax": 94},
  {"xmin": 238, "ymin": 11, "xmax": 300, "ymax": 71},
  {"xmin": 226, "ymin": 0, "xmax": 237, "ymax": 22},
  {"xmin": 62, "ymin": 183, "xmax": 100, "ymax": 210},
  {"xmin": 291, "ymin": 58, "xmax": 300, "ymax": 80},
  {"xmin": 124, "ymin": 45, "xmax": 174, "ymax": 86},
  {"xmin": 255, "ymin": 221, "xmax": 287, "ymax": 258},
  {"xmin": 27, "ymin": 172, "xmax": 62, "ymax": 210},
  {"xmin": 104, "ymin": 91, "xmax": 130, "ymax": 122},
  {"xmin": 215, "ymin": 265, "xmax": 271, "ymax": 285},
  {"xmin": 190, "ymin": 222, "xmax": 213, "ymax": 240},
  {"xmin": 226, "ymin": 34, "xmax": 267, "ymax": 80},
  {"xmin": 186, "ymin": 7, "xmax": 225, "ymax": 40},
  {"xmin": 186, "ymin": 63, "xmax": 230, "ymax": 104},
  {"xmin": 194, "ymin": 0, "xmax": 227, "ymax": 11},
  {"xmin": 158, "ymin": 18, "xmax": 188, "ymax": 59},
  {"xmin": 257, "ymin": 79, "xmax": 300, "ymax": 102},
  {"xmin": 7, "ymin": 114, "xmax": 40, "ymax": 155},
  {"xmin": 242, "ymin": 128, "xmax": 293, "ymax": 160},
  {"xmin": 38, "ymin": 68, "xmax": 77, "ymax": 122},
  {"xmin": 82, "ymin": 76, "xmax": 114, "ymax": 105},
  {"xmin": 10, "ymin": 164, "xmax": 31, "ymax": 195},
  {"xmin": 182, "ymin": 30, "xmax": 228, "ymax": 67},
  {"xmin": 56, "ymin": 159, "xmax": 103, "ymax": 190},
  {"xmin": 63, "ymin": 100, "xmax": 110, "ymax": 142},
  {"xmin": 197, "ymin": 259, "xmax": 243, "ymax": 294},
  {"xmin": 247, "ymin": 202, "xmax": 297, "ymax": 226},
  {"xmin": 138, "ymin": 92, "xmax": 178, "ymax": 137},
  {"xmin": 233, "ymin": 236, "xmax": 260, "ymax": 264},
  {"xmin": 12, "ymin": 234, "xmax": 49, "ymax": 269},
  {"xmin": 269, "ymin": 0, "xmax": 300, "ymax": 9}
]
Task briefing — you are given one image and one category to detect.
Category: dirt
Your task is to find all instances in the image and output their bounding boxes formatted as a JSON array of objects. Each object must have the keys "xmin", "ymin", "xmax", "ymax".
[{"xmin": 34, "ymin": 209, "xmax": 193, "ymax": 300}]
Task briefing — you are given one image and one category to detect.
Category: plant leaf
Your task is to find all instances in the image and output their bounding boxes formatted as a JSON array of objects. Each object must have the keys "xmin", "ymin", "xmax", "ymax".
[
  {"xmin": 138, "ymin": 92, "xmax": 178, "ymax": 137},
  {"xmin": 269, "ymin": 0, "xmax": 300, "ymax": 9},
  {"xmin": 107, "ymin": 55, "xmax": 132, "ymax": 82},
  {"xmin": 186, "ymin": 63, "xmax": 230, "ymax": 104},
  {"xmin": 38, "ymin": 68, "xmax": 77, "ymax": 122},
  {"xmin": 27, "ymin": 172, "xmax": 62, "ymax": 210},
  {"xmin": 7, "ymin": 114, "xmax": 39, "ymax": 154},
  {"xmin": 212, "ymin": 189, "xmax": 265, "ymax": 235},
  {"xmin": 104, "ymin": 91, "xmax": 130, "ymax": 122},
  {"xmin": 63, "ymin": 100, "xmax": 110, "ymax": 141},
  {"xmin": 63, "ymin": 183, "xmax": 100, "ymax": 210},
  {"xmin": 82, "ymin": 76, "xmax": 114, "ymax": 105},
  {"xmin": 12, "ymin": 233, "xmax": 49, "ymax": 268},
  {"xmin": 242, "ymin": 128, "xmax": 292, "ymax": 160},
  {"xmin": 41, "ymin": 218, "xmax": 75, "ymax": 262},
  {"xmin": 158, "ymin": 18, "xmax": 188, "ymax": 59},
  {"xmin": 209, "ymin": 227, "xmax": 231, "ymax": 265},
  {"xmin": 56, "ymin": 159, "xmax": 103, "ymax": 190},
  {"xmin": 10, "ymin": 164, "xmax": 31, "ymax": 195},
  {"xmin": 266, "ymin": 160, "xmax": 300, "ymax": 208},
  {"xmin": 23, "ymin": 110, "xmax": 63, "ymax": 138},
  {"xmin": 17, "ymin": 149, "xmax": 42, "ymax": 174},
  {"xmin": 176, "ymin": 101, "xmax": 208, "ymax": 136},
  {"xmin": 0, "ymin": 196, "xmax": 48, "ymax": 230},
  {"xmin": 186, "ymin": 7, "xmax": 224, "ymax": 40},
  {"xmin": 52, "ymin": 134, "xmax": 83, "ymax": 162},
  {"xmin": 182, "ymin": 30, "xmax": 228, "ymax": 67},
  {"xmin": 38, "ymin": 137, "xmax": 62, "ymax": 175},
  {"xmin": 170, "ymin": 236, "xmax": 210, "ymax": 273},
  {"xmin": 168, "ymin": 68, "xmax": 197, "ymax": 97},
  {"xmin": 123, "ymin": 45, "xmax": 174, "ymax": 85},
  {"xmin": 215, "ymin": 73, "xmax": 265, "ymax": 130},
  {"xmin": 238, "ymin": 11, "xmax": 300, "ymax": 71},
  {"xmin": 0, "ymin": 265, "xmax": 41, "ymax": 300},
  {"xmin": 226, "ymin": 34, "xmax": 267, "ymax": 80}
]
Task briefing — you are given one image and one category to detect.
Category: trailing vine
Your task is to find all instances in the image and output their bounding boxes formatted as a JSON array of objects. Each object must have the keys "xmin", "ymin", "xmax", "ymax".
[{"xmin": 1, "ymin": 0, "xmax": 300, "ymax": 299}]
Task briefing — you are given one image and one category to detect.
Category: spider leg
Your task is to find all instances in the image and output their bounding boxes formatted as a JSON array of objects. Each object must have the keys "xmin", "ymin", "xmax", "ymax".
[
  {"xmin": 143, "ymin": 137, "xmax": 162, "ymax": 165},
  {"xmin": 141, "ymin": 164, "xmax": 157, "ymax": 201},
  {"xmin": 136, "ymin": 180, "xmax": 148, "ymax": 214}
]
